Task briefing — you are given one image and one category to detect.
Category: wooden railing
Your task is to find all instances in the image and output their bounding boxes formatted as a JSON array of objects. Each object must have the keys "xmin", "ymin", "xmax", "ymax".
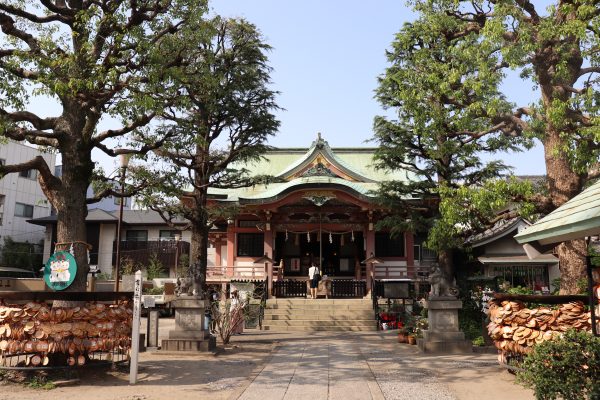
[
  {"xmin": 331, "ymin": 280, "xmax": 366, "ymax": 298},
  {"xmin": 207, "ymin": 265, "xmax": 266, "ymax": 280},
  {"xmin": 373, "ymin": 265, "xmax": 430, "ymax": 280},
  {"xmin": 273, "ymin": 280, "xmax": 307, "ymax": 298}
]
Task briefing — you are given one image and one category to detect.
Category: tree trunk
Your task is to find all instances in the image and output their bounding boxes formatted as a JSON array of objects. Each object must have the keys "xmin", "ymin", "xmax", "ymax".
[
  {"xmin": 54, "ymin": 153, "xmax": 93, "ymax": 292},
  {"xmin": 556, "ymin": 240, "xmax": 587, "ymax": 294},
  {"xmin": 535, "ymin": 32, "xmax": 586, "ymax": 295},
  {"xmin": 190, "ymin": 222, "xmax": 209, "ymax": 298},
  {"xmin": 543, "ymin": 128, "xmax": 586, "ymax": 294}
]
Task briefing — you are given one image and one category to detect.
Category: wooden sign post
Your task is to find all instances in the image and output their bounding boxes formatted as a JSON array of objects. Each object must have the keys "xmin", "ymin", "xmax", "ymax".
[{"xmin": 129, "ymin": 270, "xmax": 142, "ymax": 384}]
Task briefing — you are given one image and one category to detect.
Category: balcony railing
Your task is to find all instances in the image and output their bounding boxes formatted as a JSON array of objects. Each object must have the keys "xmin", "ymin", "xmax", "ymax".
[
  {"xmin": 207, "ymin": 265, "xmax": 266, "ymax": 280},
  {"xmin": 373, "ymin": 265, "xmax": 430, "ymax": 281}
]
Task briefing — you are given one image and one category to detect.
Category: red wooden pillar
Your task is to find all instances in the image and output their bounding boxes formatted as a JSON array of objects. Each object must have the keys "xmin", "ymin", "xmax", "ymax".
[
  {"xmin": 227, "ymin": 224, "xmax": 235, "ymax": 277},
  {"xmin": 365, "ymin": 227, "xmax": 375, "ymax": 292},
  {"xmin": 215, "ymin": 236, "xmax": 222, "ymax": 272},
  {"xmin": 405, "ymin": 231, "xmax": 414, "ymax": 277},
  {"xmin": 264, "ymin": 229, "xmax": 273, "ymax": 297}
]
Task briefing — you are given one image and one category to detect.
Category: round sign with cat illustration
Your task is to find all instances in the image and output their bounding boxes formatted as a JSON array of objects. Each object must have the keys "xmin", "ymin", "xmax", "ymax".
[{"xmin": 44, "ymin": 251, "xmax": 77, "ymax": 291}]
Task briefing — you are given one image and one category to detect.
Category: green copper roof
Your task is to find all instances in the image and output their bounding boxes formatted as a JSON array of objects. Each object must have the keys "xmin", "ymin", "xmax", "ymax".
[
  {"xmin": 207, "ymin": 135, "xmax": 413, "ymax": 203},
  {"xmin": 514, "ymin": 179, "xmax": 600, "ymax": 245}
]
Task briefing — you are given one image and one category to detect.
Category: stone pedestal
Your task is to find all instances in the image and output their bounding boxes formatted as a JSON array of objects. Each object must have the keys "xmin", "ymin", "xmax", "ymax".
[
  {"xmin": 418, "ymin": 297, "xmax": 472, "ymax": 354},
  {"xmin": 161, "ymin": 298, "xmax": 216, "ymax": 352}
]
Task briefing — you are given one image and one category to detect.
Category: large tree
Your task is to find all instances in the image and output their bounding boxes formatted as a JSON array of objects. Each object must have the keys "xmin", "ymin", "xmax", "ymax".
[
  {"xmin": 137, "ymin": 17, "xmax": 279, "ymax": 296},
  {"xmin": 373, "ymin": 13, "xmax": 530, "ymax": 280},
  {"xmin": 399, "ymin": 0, "xmax": 600, "ymax": 294},
  {"xmin": 0, "ymin": 1, "xmax": 208, "ymax": 291}
]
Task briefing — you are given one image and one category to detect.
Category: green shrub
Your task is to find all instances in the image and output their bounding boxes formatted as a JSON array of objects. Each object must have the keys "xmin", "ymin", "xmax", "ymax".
[
  {"xmin": 472, "ymin": 336, "xmax": 485, "ymax": 347},
  {"xmin": 506, "ymin": 285, "xmax": 534, "ymax": 295},
  {"xmin": 143, "ymin": 286, "xmax": 165, "ymax": 295},
  {"xmin": 145, "ymin": 253, "xmax": 165, "ymax": 280},
  {"xmin": 517, "ymin": 330, "xmax": 600, "ymax": 400}
]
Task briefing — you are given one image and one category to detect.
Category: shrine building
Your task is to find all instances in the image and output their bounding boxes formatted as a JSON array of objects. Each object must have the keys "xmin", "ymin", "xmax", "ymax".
[{"xmin": 205, "ymin": 134, "xmax": 434, "ymax": 297}]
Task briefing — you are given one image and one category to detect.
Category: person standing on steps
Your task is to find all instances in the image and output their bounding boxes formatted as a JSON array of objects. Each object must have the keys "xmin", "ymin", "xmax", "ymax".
[{"xmin": 308, "ymin": 263, "xmax": 321, "ymax": 299}]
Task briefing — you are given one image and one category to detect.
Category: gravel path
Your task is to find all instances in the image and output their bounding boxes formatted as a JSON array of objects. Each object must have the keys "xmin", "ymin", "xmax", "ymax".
[{"xmin": 362, "ymin": 347, "xmax": 456, "ymax": 400}]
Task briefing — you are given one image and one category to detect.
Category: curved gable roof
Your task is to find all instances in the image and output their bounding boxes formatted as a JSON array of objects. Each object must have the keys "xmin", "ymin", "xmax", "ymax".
[{"xmin": 275, "ymin": 134, "xmax": 375, "ymax": 183}]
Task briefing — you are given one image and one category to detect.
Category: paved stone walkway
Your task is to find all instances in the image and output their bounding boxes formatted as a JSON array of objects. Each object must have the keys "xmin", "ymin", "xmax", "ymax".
[
  {"xmin": 238, "ymin": 339, "xmax": 384, "ymax": 400},
  {"xmin": 233, "ymin": 332, "xmax": 533, "ymax": 400}
]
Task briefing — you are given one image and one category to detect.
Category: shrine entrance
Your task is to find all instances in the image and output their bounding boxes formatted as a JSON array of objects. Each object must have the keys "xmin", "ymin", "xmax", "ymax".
[{"xmin": 274, "ymin": 229, "xmax": 365, "ymax": 278}]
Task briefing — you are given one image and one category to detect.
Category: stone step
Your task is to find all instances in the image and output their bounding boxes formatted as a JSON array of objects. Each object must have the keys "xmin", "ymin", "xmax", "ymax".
[
  {"xmin": 265, "ymin": 306, "xmax": 374, "ymax": 313},
  {"xmin": 263, "ymin": 312, "xmax": 373, "ymax": 320},
  {"xmin": 265, "ymin": 304, "xmax": 373, "ymax": 311},
  {"xmin": 261, "ymin": 325, "xmax": 378, "ymax": 332},
  {"xmin": 262, "ymin": 319, "xmax": 375, "ymax": 327},
  {"xmin": 268, "ymin": 299, "xmax": 371, "ymax": 304}
]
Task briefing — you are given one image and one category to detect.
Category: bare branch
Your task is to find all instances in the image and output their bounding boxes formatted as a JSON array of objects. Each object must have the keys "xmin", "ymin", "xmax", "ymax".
[
  {"xmin": 94, "ymin": 130, "xmax": 175, "ymax": 157},
  {"xmin": 0, "ymin": 13, "xmax": 41, "ymax": 51},
  {"xmin": 0, "ymin": 3, "xmax": 69, "ymax": 24},
  {"xmin": 578, "ymin": 66, "xmax": 600, "ymax": 78},
  {"xmin": 0, "ymin": 155, "xmax": 61, "ymax": 192},
  {"xmin": 92, "ymin": 112, "xmax": 156, "ymax": 144},
  {"xmin": 0, "ymin": 108, "xmax": 58, "ymax": 131}
]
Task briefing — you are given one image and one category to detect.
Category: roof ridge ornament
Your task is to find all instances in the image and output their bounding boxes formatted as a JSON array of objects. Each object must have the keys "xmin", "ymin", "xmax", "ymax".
[
  {"xmin": 315, "ymin": 131, "xmax": 325, "ymax": 149},
  {"xmin": 301, "ymin": 161, "xmax": 339, "ymax": 178}
]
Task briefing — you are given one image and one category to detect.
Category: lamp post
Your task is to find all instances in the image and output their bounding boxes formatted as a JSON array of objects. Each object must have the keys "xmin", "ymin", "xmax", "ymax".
[
  {"xmin": 174, "ymin": 233, "xmax": 181, "ymax": 278},
  {"xmin": 254, "ymin": 253, "xmax": 274, "ymax": 298},
  {"xmin": 114, "ymin": 153, "xmax": 131, "ymax": 292}
]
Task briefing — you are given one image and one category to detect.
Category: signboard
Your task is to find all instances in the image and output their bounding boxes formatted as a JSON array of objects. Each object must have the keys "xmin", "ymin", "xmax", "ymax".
[
  {"xmin": 290, "ymin": 258, "xmax": 301, "ymax": 271},
  {"xmin": 43, "ymin": 251, "xmax": 77, "ymax": 291},
  {"xmin": 383, "ymin": 281, "xmax": 410, "ymax": 299}
]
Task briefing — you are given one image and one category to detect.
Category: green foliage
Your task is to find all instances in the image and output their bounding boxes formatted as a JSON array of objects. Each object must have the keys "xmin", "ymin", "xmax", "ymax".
[
  {"xmin": 472, "ymin": 336, "xmax": 485, "ymax": 347},
  {"xmin": 95, "ymin": 272, "xmax": 112, "ymax": 281},
  {"xmin": 551, "ymin": 278, "xmax": 562, "ymax": 295},
  {"xmin": 517, "ymin": 330, "xmax": 600, "ymax": 400},
  {"xmin": 133, "ymin": 17, "xmax": 280, "ymax": 291},
  {"xmin": 145, "ymin": 254, "xmax": 165, "ymax": 281},
  {"xmin": 0, "ymin": 1, "xmax": 210, "ymax": 287},
  {"xmin": 143, "ymin": 286, "xmax": 165, "ymax": 295},
  {"xmin": 506, "ymin": 286, "xmax": 535, "ymax": 295},
  {"xmin": 178, "ymin": 254, "xmax": 190, "ymax": 278},
  {"xmin": 373, "ymin": 7, "xmax": 531, "ymax": 254},
  {"xmin": 0, "ymin": 236, "xmax": 42, "ymax": 272},
  {"xmin": 25, "ymin": 376, "xmax": 56, "ymax": 390},
  {"xmin": 120, "ymin": 256, "xmax": 139, "ymax": 276},
  {"xmin": 432, "ymin": 178, "xmax": 538, "ymax": 250}
]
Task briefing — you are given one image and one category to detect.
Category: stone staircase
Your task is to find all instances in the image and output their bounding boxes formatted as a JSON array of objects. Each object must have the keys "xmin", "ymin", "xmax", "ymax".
[{"xmin": 261, "ymin": 298, "xmax": 377, "ymax": 332}]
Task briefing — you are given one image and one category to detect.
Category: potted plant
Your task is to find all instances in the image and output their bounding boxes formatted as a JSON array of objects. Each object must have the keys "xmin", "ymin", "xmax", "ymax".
[
  {"xmin": 407, "ymin": 332, "xmax": 417, "ymax": 345},
  {"xmin": 397, "ymin": 325, "xmax": 409, "ymax": 343},
  {"xmin": 403, "ymin": 313, "xmax": 417, "ymax": 345}
]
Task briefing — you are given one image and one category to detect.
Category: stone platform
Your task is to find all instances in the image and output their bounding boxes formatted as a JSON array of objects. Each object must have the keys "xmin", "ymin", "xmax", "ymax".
[
  {"xmin": 418, "ymin": 297, "xmax": 472, "ymax": 353},
  {"xmin": 160, "ymin": 297, "xmax": 216, "ymax": 352}
]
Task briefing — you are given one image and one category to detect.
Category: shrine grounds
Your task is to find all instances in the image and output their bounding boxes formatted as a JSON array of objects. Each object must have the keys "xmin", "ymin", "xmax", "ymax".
[{"xmin": 0, "ymin": 318, "xmax": 534, "ymax": 400}]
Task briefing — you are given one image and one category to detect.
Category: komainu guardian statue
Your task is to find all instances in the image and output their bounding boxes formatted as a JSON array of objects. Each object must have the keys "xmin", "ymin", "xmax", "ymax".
[{"xmin": 428, "ymin": 263, "xmax": 459, "ymax": 297}]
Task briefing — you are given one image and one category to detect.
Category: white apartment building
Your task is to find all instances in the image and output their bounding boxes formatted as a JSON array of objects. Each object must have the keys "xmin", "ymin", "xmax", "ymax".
[{"xmin": 0, "ymin": 141, "xmax": 55, "ymax": 245}]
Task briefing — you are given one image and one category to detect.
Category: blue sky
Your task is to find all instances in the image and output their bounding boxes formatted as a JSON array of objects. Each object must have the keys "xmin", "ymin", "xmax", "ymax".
[{"xmin": 210, "ymin": 0, "xmax": 546, "ymax": 175}]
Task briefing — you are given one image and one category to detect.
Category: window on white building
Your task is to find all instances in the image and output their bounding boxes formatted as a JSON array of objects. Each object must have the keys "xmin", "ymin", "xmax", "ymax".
[
  {"xmin": 14, "ymin": 202, "xmax": 34, "ymax": 218},
  {"xmin": 159, "ymin": 230, "xmax": 181, "ymax": 240},
  {"xmin": 19, "ymin": 169, "xmax": 37, "ymax": 180},
  {"xmin": 126, "ymin": 230, "xmax": 148, "ymax": 242}
]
